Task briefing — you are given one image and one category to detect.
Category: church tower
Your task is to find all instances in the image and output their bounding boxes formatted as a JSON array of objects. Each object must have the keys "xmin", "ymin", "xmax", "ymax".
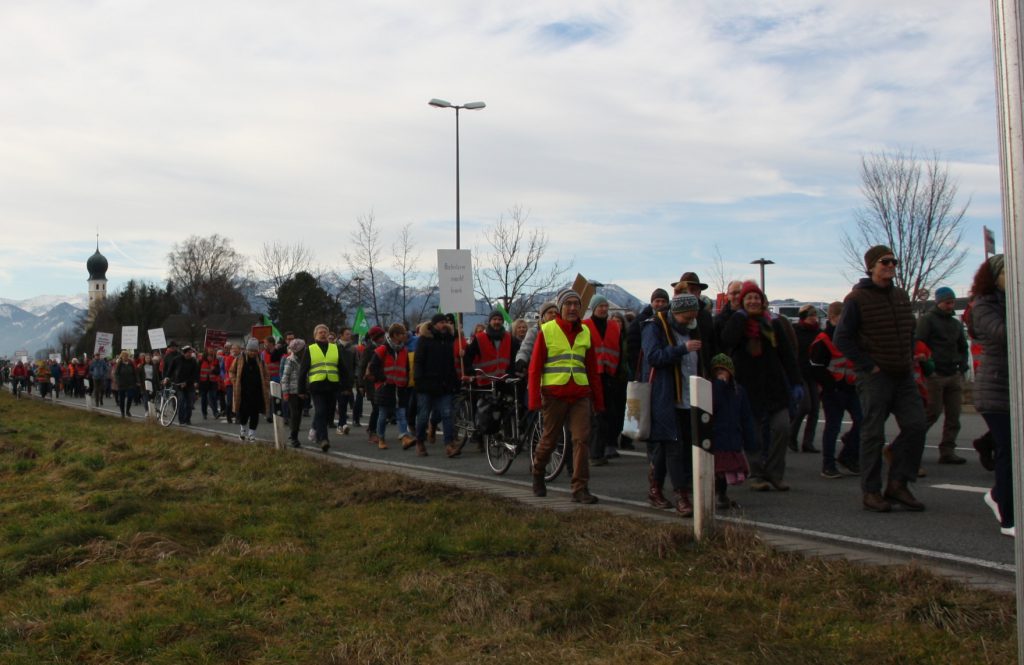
[{"xmin": 87, "ymin": 236, "xmax": 108, "ymax": 308}]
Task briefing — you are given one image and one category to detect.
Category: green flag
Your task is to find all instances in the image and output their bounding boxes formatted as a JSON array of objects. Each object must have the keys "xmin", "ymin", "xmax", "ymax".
[
  {"xmin": 352, "ymin": 307, "xmax": 370, "ymax": 336},
  {"xmin": 263, "ymin": 314, "xmax": 283, "ymax": 341},
  {"xmin": 495, "ymin": 302, "xmax": 512, "ymax": 326}
]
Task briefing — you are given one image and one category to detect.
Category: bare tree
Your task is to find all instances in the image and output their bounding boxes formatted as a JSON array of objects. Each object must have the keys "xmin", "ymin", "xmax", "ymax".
[
  {"xmin": 57, "ymin": 326, "xmax": 80, "ymax": 361},
  {"xmin": 253, "ymin": 241, "xmax": 315, "ymax": 292},
  {"xmin": 474, "ymin": 205, "xmax": 574, "ymax": 319},
  {"xmin": 343, "ymin": 211, "xmax": 386, "ymax": 326},
  {"xmin": 390, "ymin": 223, "xmax": 420, "ymax": 325},
  {"xmin": 841, "ymin": 149, "xmax": 969, "ymax": 304},
  {"xmin": 707, "ymin": 243, "xmax": 735, "ymax": 296},
  {"xmin": 167, "ymin": 234, "xmax": 250, "ymax": 318}
]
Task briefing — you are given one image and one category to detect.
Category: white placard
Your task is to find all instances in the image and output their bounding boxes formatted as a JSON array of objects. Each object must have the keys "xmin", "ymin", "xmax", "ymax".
[
  {"xmin": 49, "ymin": 353, "xmax": 61, "ymax": 363},
  {"xmin": 437, "ymin": 249, "xmax": 475, "ymax": 314},
  {"xmin": 121, "ymin": 326, "xmax": 139, "ymax": 351},
  {"xmin": 270, "ymin": 381, "xmax": 282, "ymax": 398},
  {"xmin": 148, "ymin": 328, "xmax": 167, "ymax": 350},
  {"xmin": 94, "ymin": 332, "xmax": 114, "ymax": 358}
]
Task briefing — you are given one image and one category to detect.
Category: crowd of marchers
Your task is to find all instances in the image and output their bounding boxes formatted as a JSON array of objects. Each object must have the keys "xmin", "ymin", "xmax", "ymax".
[{"xmin": 1, "ymin": 245, "xmax": 1012, "ymax": 536}]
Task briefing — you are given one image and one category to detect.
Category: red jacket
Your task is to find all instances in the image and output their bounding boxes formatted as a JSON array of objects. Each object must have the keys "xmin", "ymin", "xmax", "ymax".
[{"xmin": 528, "ymin": 317, "xmax": 604, "ymax": 412}]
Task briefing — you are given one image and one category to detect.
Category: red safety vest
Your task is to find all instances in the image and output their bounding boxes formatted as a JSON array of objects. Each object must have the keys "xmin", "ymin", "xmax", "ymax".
[
  {"xmin": 472, "ymin": 331, "xmax": 511, "ymax": 385},
  {"xmin": 199, "ymin": 360, "xmax": 217, "ymax": 384},
  {"xmin": 375, "ymin": 345, "xmax": 409, "ymax": 388},
  {"xmin": 810, "ymin": 332, "xmax": 856, "ymax": 385},
  {"xmin": 263, "ymin": 351, "xmax": 280, "ymax": 379},
  {"xmin": 584, "ymin": 318, "xmax": 621, "ymax": 376}
]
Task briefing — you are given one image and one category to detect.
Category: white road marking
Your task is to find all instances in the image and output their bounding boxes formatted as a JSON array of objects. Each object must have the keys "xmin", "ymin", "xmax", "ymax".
[{"xmin": 932, "ymin": 483, "xmax": 990, "ymax": 494}]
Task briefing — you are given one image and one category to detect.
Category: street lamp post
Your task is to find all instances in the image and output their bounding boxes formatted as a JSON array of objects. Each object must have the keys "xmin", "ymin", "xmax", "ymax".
[
  {"xmin": 750, "ymin": 258, "xmax": 775, "ymax": 293},
  {"xmin": 429, "ymin": 98, "xmax": 486, "ymax": 250}
]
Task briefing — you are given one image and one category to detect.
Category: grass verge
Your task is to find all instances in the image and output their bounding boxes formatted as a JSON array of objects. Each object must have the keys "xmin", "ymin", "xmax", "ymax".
[{"xmin": 0, "ymin": 392, "xmax": 1016, "ymax": 664}]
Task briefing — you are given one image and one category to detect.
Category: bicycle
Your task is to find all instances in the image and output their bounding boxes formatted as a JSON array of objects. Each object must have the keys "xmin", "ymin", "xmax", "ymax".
[
  {"xmin": 157, "ymin": 385, "xmax": 179, "ymax": 427},
  {"xmin": 527, "ymin": 410, "xmax": 567, "ymax": 482}
]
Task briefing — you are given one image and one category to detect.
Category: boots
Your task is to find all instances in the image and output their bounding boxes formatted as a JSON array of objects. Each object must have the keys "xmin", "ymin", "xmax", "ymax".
[
  {"xmin": 883, "ymin": 478, "xmax": 925, "ymax": 511},
  {"xmin": 532, "ymin": 474, "xmax": 547, "ymax": 497},
  {"xmin": 401, "ymin": 434, "xmax": 416, "ymax": 450},
  {"xmin": 377, "ymin": 438, "xmax": 389, "ymax": 450},
  {"xmin": 415, "ymin": 440, "xmax": 428, "ymax": 457},
  {"xmin": 647, "ymin": 468, "xmax": 672, "ymax": 509},
  {"xmin": 674, "ymin": 490, "xmax": 694, "ymax": 517}
]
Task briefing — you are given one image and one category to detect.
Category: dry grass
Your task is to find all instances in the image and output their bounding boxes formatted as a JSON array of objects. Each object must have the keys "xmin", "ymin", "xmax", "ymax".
[{"xmin": 0, "ymin": 392, "xmax": 1015, "ymax": 664}]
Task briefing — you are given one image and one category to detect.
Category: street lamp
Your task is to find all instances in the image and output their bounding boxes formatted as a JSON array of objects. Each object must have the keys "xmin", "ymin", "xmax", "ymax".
[
  {"xmin": 429, "ymin": 98, "xmax": 486, "ymax": 250},
  {"xmin": 750, "ymin": 258, "xmax": 775, "ymax": 293}
]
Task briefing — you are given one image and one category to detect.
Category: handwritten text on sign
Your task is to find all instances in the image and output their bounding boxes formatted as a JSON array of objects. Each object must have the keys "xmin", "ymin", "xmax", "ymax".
[{"xmin": 437, "ymin": 249, "xmax": 475, "ymax": 314}]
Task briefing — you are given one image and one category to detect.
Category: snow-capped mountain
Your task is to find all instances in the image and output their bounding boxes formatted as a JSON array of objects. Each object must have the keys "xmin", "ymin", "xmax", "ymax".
[
  {"xmin": 0, "ymin": 301, "xmax": 86, "ymax": 358},
  {"xmin": 0, "ymin": 294, "xmax": 90, "ymax": 316}
]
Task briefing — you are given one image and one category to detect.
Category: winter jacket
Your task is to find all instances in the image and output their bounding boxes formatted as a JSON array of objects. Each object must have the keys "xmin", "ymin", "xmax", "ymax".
[
  {"xmin": 297, "ymin": 341, "xmax": 344, "ymax": 396},
  {"xmin": 626, "ymin": 304, "xmax": 654, "ymax": 379},
  {"xmin": 368, "ymin": 339, "xmax": 410, "ymax": 408},
  {"xmin": 640, "ymin": 311, "xmax": 706, "ymax": 442},
  {"xmin": 527, "ymin": 316, "xmax": 605, "ymax": 413},
  {"xmin": 720, "ymin": 308, "xmax": 800, "ymax": 415},
  {"xmin": 280, "ymin": 354, "xmax": 300, "ymax": 396},
  {"xmin": 413, "ymin": 322, "xmax": 459, "ymax": 395},
  {"xmin": 89, "ymin": 358, "xmax": 110, "ymax": 380},
  {"xmin": 711, "ymin": 378, "xmax": 759, "ymax": 454},
  {"xmin": 114, "ymin": 360, "xmax": 139, "ymax": 390},
  {"xmin": 337, "ymin": 341, "xmax": 358, "ymax": 392},
  {"xmin": 173, "ymin": 356, "xmax": 200, "ymax": 389},
  {"xmin": 230, "ymin": 353, "xmax": 271, "ymax": 414},
  {"xmin": 915, "ymin": 305, "xmax": 969, "ymax": 376},
  {"xmin": 971, "ymin": 291, "xmax": 1008, "ymax": 413},
  {"xmin": 834, "ymin": 277, "xmax": 915, "ymax": 376},
  {"xmin": 794, "ymin": 320, "xmax": 820, "ymax": 383}
]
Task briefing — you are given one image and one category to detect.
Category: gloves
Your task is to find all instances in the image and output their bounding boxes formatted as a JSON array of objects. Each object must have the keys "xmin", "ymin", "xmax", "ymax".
[
  {"xmin": 791, "ymin": 384, "xmax": 805, "ymax": 404},
  {"xmin": 514, "ymin": 359, "xmax": 528, "ymax": 374}
]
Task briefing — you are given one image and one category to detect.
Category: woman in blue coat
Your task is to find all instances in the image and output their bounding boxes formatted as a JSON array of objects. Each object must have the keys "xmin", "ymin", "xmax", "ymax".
[{"xmin": 640, "ymin": 293, "xmax": 710, "ymax": 516}]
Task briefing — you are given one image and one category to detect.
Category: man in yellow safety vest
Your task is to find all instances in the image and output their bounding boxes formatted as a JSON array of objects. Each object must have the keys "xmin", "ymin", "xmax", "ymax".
[
  {"xmin": 298, "ymin": 323, "xmax": 346, "ymax": 452},
  {"xmin": 528, "ymin": 288, "xmax": 605, "ymax": 503}
]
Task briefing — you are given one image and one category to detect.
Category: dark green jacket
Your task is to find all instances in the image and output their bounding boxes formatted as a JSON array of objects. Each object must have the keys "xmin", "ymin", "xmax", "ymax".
[{"xmin": 914, "ymin": 305, "xmax": 968, "ymax": 376}]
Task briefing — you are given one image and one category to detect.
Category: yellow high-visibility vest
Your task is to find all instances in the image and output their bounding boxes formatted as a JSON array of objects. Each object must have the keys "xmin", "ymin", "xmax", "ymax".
[
  {"xmin": 308, "ymin": 343, "xmax": 340, "ymax": 383},
  {"xmin": 540, "ymin": 320, "xmax": 590, "ymax": 387}
]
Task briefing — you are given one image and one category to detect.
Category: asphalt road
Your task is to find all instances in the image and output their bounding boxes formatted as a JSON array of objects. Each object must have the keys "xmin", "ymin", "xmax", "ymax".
[{"xmin": 18, "ymin": 390, "xmax": 1015, "ymax": 576}]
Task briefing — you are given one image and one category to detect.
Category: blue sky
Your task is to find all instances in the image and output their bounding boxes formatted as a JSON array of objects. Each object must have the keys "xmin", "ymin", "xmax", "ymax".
[{"xmin": 0, "ymin": 0, "xmax": 1003, "ymax": 305}]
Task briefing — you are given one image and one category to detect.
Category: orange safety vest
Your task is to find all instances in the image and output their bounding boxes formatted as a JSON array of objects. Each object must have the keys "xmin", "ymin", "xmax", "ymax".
[
  {"xmin": 263, "ymin": 351, "xmax": 280, "ymax": 379},
  {"xmin": 810, "ymin": 332, "xmax": 855, "ymax": 385},
  {"xmin": 584, "ymin": 318, "xmax": 621, "ymax": 376},
  {"xmin": 471, "ymin": 331, "xmax": 511, "ymax": 385},
  {"xmin": 375, "ymin": 345, "xmax": 409, "ymax": 388},
  {"xmin": 199, "ymin": 360, "xmax": 216, "ymax": 384}
]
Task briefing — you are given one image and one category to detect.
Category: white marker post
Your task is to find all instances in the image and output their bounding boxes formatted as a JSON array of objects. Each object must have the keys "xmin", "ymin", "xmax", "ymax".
[
  {"xmin": 270, "ymin": 381, "xmax": 283, "ymax": 450},
  {"xmin": 83, "ymin": 378, "xmax": 91, "ymax": 411},
  {"xmin": 145, "ymin": 380, "xmax": 155, "ymax": 421},
  {"xmin": 50, "ymin": 377, "xmax": 57, "ymax": 403},
  {"xmin": 689, "ymin": 375, "xmax": 715, "ymax": 541}
]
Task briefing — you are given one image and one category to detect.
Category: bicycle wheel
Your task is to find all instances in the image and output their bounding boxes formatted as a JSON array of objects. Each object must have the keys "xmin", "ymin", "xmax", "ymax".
[
  {"xmin": 528, "ymin": 412, "xmax": 566, "ymax": 482},
  {"xmin": 159, "ymin": 394, "xmax": 178, "ymax": 427},
  {"xmin": 452, "ymin": 393, "xmax": 472, "ymax": 448},
  {"xmin": 484, "ymin": 408, "xmax": 517, "ymax": 475}
]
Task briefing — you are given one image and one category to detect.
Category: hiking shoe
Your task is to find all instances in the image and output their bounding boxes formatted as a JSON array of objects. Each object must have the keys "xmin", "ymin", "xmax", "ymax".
[
  {"xmin": 378, "ymin": 439, "xmax": 389, "ymax": 450},
  {"xmin": 532, "ymin": 476, "xmax": 546, "ymax": 497},
  {"xmin": 837, "ymin": 458, "xmax": 861, "ymax": 475},
  {"xmin": 572, "ymin": 489, "xmax": 598, "ymax": 504},
  {"xmin": 321, "ymin": 441, "xmax": 330, "ymax": 453},
  {"xmin": 336, "ymin": 426, "xmax": 344, "ymax": 435},
  {"xmin": 863, "ymin": 492, "xmax": 892, "ymax": 512},
  {"xmin": 883, "ymin": 480, "xmax": 925, "ymax": 511},
  {"xmin": 820, "ymin": 467, "xmax": 843, "ymax": 480},
  {"xmin": 401, "ymin": 434, "xmax": 416, "ymax": 450},
  {"xmin": 938, "ymin": 452, "xmax": 967, "ymax": 465},
  {"xmin": 445, "ymin": 443, "xmax": 462, "ymax": 458},
  {"xmin": 749, "ymin": 480, "xmax": 772, "ymax": 492},
  {"xmin": 342, "ymin": 424, "xmax": 351, "ymax": 435}
]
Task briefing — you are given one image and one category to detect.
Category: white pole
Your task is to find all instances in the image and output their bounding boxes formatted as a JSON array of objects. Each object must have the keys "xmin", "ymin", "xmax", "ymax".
[
  {"xmin": 989, "ymin": 0, "xmax": 1024, "ymax": 657},
  {"xmin": 145, "ymin": 380, "xmax": 155, "ymax": 422},
  {"xmin": 689, "ymin": 376, "xmax": 716, "ymax": 540},
  {"xmin": 84, "ymin": 378, "xmax": 92, "ymax": 412},
  {"xmin": 270, "ymin": 381, "xmax": 283, "ymax": 450}
]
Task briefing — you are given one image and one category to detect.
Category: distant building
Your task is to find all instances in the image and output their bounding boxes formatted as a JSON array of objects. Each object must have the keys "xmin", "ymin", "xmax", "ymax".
[{"xmin": 86, "ymin": 239, "xmax": 108, "ymax": 308}]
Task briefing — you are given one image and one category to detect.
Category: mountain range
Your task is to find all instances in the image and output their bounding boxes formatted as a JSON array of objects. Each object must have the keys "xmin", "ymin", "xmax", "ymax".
[{"xmin": 0, "ymin": 299, "xmax": 87, "ymax": 359}]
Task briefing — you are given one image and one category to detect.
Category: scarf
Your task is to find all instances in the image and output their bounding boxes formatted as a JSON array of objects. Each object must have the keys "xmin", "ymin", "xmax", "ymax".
[{"xmin": 743, "ymin": 312, "xmax": 776, "ymax": 358}]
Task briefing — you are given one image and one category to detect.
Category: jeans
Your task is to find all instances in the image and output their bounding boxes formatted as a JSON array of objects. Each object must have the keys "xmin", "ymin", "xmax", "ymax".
[
  {"xmin": 200, "ymin": 384, "xmax": 219, "ymax": 418},
  {"xmin": 288, "ymin": 394, "xmax": 305, "ymax": 441},
  {"xmin": 352, "ymin": 390, "xmax": 364, "ymax": 425},
  {"xmin": 336, "ymin": 391, "xmax": 353, "ymax": 428},
  {"xmin": 377, "ymin": 404, "xmax": 409, "ymax": 440},
  {"xmin": 646, "ymin": 408, "xmax": 693, "ymax": 492},
  {"xmin": 924, "ymin": 372, "xmax": 963, "ymax": 455},
  {"xmin": 117, "ymin": 388, "xmax": 134, "ymax": 416},
  {"xmin": 820, "ymin": 386, "xmax": 862, "ymax": 469},
  {"xmin": 749, "ymin": 408, "xmax": 791, "ymax": 483},
  {"xmin": 416, "ymin": 392, "xmax": 453, "ymax": 444},
  {"xmin": 177, "ymin": 388, "xmax": 195, "ymax": 424},
  {"xmin": 311, "ymin": 392, "xmax": 335, "ymax": 443},
  {"xmin": 790, "ymin": 378, "xmax": 820, "ymax": 449},
  {"xmin": 224, "ymin": 385, "xmax": 234, "ymax": 422},
  {"xmin": 855, "ymin": 370, "xmax": 926, "ymax": 493},
  {"xmin": 981, "ymin": 412, "xmax": 1014, "ymax": 528}
]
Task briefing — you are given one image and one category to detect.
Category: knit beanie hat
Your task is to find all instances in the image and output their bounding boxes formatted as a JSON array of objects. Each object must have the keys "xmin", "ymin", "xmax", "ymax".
[
  {"xmin": 650, "ymin": 288, "xmax": 670, "ymax": 303},
  {"xmin": 245, "ymin": 338, "xmax": 260, "ymax": 352},
  {"xmin": 934, "ymin": 286, "xmax": 955, "ymax": 302},
  {"xmin": 288, "ymin": 338, "xmax": 306, "ymax": 353},
  {"xmin": 539, "ymin": 300, "xmax": 557, "ymax": 317},
  {"xmin": 430, "ymin": 313, "xmax": 447, "ymax": 326},
  {"xmin": 864, "ymin": 245, "xmax": 894, "ymax": 273},
  {"xmin": 710, "ymin": 353, "xmax": 735, "ymax": 375},
  {"xmin": 556, "ymin": 288, "xmax": 581, "ymax": 309},
  {"xmin": 589, "ymin": 294, "xmax": 608, "ymax": 309},
  {"xmin": 738, "ymin": 280, "xmax": 764, "ymax": 308},
  {"xmin": 988, "ymin": 254, "xmax": 1005, "ymax": 280},
  {"xmin": 368, "ymin": 325, "xmax": 386, "ymax": 340},
  {"xmin": 488, "ymin": 309, "xmax": 505, "ymax": 322},
  {"xmin": 670, "ymin": 293, "xmax": 699, "ymax": 313}
]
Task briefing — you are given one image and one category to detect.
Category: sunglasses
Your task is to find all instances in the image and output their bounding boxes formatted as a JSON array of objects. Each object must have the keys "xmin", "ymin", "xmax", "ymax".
[{"xmin": 878, "ymin": 258, "xmax": 899, "ymax": 267}]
